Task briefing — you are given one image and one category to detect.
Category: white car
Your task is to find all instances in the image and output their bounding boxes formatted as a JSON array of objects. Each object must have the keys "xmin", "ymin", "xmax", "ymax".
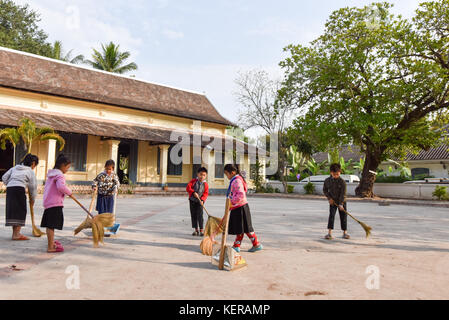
[{"xmin": 300, "ymin": 175, "xmax": 360, "ymax": 183}]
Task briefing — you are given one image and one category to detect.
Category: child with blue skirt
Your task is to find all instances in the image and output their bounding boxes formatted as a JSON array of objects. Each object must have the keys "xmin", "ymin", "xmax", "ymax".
[{"xmin": 92, "ymin": 160, "xmax": 120, "ymax": 214}]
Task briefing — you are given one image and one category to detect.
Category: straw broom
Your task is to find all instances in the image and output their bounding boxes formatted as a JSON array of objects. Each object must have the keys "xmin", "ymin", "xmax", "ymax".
[
  {"xmin": 70, "ymin": 194, "xmax": 114, "ymax": 247},
  {"xmin": 196, "ymin": 195, "xmax": 222, "ymax": 256},
  {"xmin": 340, "ymin": 206, "xmax": 372, "ymax": 238},
  {"xmin": 28, "ymin": 191, "xmax": 45, "ymax": 237}
]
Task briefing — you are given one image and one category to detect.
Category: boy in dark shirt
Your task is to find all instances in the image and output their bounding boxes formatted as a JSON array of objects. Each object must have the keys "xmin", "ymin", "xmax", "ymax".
[
  {"xmin": 186, "ymin": 167, "xmax": 209, "ymax": 236},
  {"xmin": 323, "ymin": 163, "xmax": 350, "ymax": 240}
]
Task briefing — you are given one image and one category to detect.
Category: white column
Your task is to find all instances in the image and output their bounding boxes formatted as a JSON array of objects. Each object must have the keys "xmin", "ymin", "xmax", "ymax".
[
  {"xmin": 159, "ymin": 144, "xmax": 170, "ymax": 187},
  {"xmin": 203, "ymin": 149, "xmax": 214, "ymax": 186},
  {"xmin": 46, "ymin": 139, "xmax": 57, "ymax": 177},
  {"xmin": 107, "ymin": 140, "xmax": 121, "ymax": 167}
]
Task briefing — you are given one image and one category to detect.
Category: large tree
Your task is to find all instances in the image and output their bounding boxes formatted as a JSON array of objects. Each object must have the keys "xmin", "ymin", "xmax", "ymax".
[
  {"xmin": 278, "ymin": 1, "xmax": 449, "ymax": 197},
  {"xmin": 85, "ymin": 42, "xmax": 138, "ymax": 74},
  {"xmin": 0, "ymin": 0, "xmax": 51, "ymax": 56},
  {"xmin": 234, "ymin": 69, "xmax": 295, "ymax": 192}
]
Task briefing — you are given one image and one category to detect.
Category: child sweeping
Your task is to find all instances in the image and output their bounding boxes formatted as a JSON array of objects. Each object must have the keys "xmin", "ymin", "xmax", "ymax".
[
  {"xmin": 2, "ymin": 154, "xmax": 39, "ymax": 240},
  {"xmin": 213, "ymin": 164, "xmax": 262, "ymax": 253},
  {"xmin": 186, "ymin": 167, "xmax": 209, "ymax": 236},
  {"xmin": 41, "ymin": 154, "xmax": 72, "ymax": 253},
  {"xmin": 323, "ymin": 163, "xmax": 350, "ymax": 240},
  {"xmin": 92, "ymin": 159, "xmax": 120, "ymax": 214}
]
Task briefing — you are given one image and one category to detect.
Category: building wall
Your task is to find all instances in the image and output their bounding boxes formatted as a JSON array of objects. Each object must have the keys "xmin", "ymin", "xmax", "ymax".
[
  {"xmin": 378, "ymin": 161, "xmax": 449, "ymax": 179},
  {"xmin": 0, "ymin": 87, "xmax": 226, "ymax": 137},
  {"xmin": 1, "ymin": 87, "xmax": 257, "ymax": 190}
]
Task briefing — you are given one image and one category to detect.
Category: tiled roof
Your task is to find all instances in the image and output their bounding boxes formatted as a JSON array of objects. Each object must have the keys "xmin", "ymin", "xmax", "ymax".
[
  {"xmin": 0, "ymin": 46, "xmax": 233, "ymax": 126},
  {"xmin": 402, "ymin": 144, "xmax": 449, "ymax": 161},
  {"xmin": 312, "ymin": 145, "xmax": 449, "ymax": 162},
  {"xmin": 312, "ymin": 146, "xmax": 363, "ymax": 163},
  {"xmin": 0, "ymin": 107, "xmax": 257, "ymax": 154}
]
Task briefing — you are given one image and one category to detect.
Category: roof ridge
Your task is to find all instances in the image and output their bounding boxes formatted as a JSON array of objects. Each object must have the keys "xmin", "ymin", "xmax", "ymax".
[{"xmin": 0, "ymin": 45, "xmax": 206, "ymax": 96}]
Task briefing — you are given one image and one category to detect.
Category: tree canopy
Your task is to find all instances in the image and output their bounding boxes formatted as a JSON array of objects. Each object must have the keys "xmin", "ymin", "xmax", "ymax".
[
  {"xmin": 85, "ymin": 42, "xmax": 138, "ymax": 74},
  {"xmin": 0, "ymin": 0, "xmax": 51, "ymax": 56},
  {"xmin": 279, "ymin": 1, "xmax": 449, "ymax": 197}
]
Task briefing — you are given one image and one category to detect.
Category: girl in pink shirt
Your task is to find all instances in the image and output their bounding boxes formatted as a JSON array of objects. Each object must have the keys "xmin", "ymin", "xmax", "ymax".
[
  {"xmin": 41, "ymin": 154, "xmax": 72, "ymax": 253},
  {"xmin": 224, "ymin": 164, "xmax": 262, "ymax": 253}
]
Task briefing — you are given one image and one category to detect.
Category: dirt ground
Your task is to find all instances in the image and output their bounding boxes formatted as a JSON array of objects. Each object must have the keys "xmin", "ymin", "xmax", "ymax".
[{"xmin": 0, "ymin": 195, "xmax": 448, "ymax": 300}]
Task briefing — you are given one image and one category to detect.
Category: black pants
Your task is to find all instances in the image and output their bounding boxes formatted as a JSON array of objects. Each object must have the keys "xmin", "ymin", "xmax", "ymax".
[
  {"xmin": 189, "ymin": 200, "xmax": 204, "ymax": 229},
  {"xmin": 327, "ymin": 203, "xmax": 347, "ymax": 231}
]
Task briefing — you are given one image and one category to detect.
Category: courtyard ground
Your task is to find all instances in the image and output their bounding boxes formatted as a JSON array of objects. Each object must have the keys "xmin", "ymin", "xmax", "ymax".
[{"xmin": 0, "ymin": 195, "xmax": 448, "ymax": 300}]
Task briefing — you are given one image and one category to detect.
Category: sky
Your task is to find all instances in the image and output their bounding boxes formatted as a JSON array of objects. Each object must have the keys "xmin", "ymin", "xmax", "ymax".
[{"xmin": 14, "ymin": 0, "xmax": 423, "ymax": 130}]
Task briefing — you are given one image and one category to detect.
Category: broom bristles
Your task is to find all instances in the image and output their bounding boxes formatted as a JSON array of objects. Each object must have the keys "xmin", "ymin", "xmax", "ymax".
[
  {"xmin": 204, "ymin": 216, "xmax": 222, "ymax": 237},
  {"xmin": 200, "ymin": 237, "xmax": 216, "ymax": 256},
  {"xmin": 74, "ymin": 214, "xmax": 115, "ymax": 246},
  {"xmin": 32, "ymin": 226, "xmax": 45, "ymax": 237}
]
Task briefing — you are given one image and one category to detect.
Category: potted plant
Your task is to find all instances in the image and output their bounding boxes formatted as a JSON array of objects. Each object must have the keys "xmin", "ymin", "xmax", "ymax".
[{"xmin": 163, "ymin": 183, "xmax": 169, "ymax": 191}]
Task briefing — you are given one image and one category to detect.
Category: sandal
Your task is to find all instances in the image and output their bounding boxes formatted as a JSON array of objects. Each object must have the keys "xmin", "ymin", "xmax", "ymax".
[
  {"xmin": 12, "ymin": 235, "xmax": 30, "ymax": 241},
  {"xmin": 343, "ymin": 234, "xmax": 351, "ymax": 240},
  {"xmin": 325, "ymin": 234, "xmax": 333, "ymax": 240},
  {"xmin": 47, "ymin": 245, "xmax": 64, "ymax": 253}
]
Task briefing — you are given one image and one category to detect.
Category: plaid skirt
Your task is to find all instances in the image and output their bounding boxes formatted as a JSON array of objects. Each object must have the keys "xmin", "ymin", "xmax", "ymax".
[{"xmin": 5, "ymin": 186, "xmax": 27, "ymax": 227}]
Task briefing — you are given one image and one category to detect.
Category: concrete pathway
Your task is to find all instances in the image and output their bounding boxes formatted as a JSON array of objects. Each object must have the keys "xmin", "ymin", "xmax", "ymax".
[{"xmin": 0, "ymin": 196, "xmax": 448, "ymax": 300}]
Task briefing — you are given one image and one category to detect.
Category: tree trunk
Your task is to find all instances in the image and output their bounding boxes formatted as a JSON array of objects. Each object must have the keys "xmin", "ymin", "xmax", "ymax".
[{"xmin": 355, "ymin": 147, "xmax": 383, "ymax": 198}]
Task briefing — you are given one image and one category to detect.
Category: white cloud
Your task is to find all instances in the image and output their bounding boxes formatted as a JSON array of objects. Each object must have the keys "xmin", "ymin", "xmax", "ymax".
[{"xmin": 13, "ymin": 0, "xmax": 143, "ymax": 59}]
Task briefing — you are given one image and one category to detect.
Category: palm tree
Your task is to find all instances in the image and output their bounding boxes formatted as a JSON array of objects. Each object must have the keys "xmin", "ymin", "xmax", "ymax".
[
  {"xmin": 0, "ymin": 118, "xmax": 65, "ymax": 164},
  {"xmin": 49, "ymin": 41, "xmax": 84, "ymax": 64},
  {"xmin": 84, "ymin": 42, "xmax": 138, "ymax": 74}
]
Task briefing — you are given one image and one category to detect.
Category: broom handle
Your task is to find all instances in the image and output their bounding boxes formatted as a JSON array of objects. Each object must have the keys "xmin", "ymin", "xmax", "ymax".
[
  {"xmin": 340, "ymin": 207, "xmax": 360, "ymax": 224},
  {"xmin": 88, "ymin": 189, "xmax": 97, "ymax": 216},
  {"xmin": 28, "ymin": 190, "xmax": 38, "ymax": 230},
  {"xmin": 218, "ymin": 198, "xmax": 232, "ymax": 270},
  {"xmin": 70, "ymin": 194, "xmax": 94, "ymax": 218},
  {"xmin": 194, "ymin": 193, "xmax": 212, "ymax": 217},
  {"xmin": 113, "ymin": 189, "xmax": 118, "ymax": 215}
]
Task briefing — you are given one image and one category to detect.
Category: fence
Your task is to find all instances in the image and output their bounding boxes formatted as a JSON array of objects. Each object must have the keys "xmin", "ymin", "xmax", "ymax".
[{"xmin": 266, "ymin": 181, "xmax": 443, "ymax": 200}]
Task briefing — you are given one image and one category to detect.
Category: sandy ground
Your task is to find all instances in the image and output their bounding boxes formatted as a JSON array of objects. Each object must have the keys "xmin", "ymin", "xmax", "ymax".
[{"xmin": 0, "ymin": 195, "xmax": 448, "ymax": 300}]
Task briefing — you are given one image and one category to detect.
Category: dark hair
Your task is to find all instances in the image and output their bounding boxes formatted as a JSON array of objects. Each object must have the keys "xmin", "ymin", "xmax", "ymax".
[
  {"xmin": 22, "ymin": 154, "xmax": 39, "ymax": 167},
  {"xmin": 330, "ymin": 163, "xmax": 342, "ymax": 173},
  {"xmin": 54, "ymin": 153, "xmax": 71, "ymax": 170},
  {"xmin": 105, "ymin": 159, "xmax": 115, "ymax": 169},
  {"xmin": 197, "ymin": 167, "xmax": 208, "ymax": 174},
  {"xmin": 224, "ymin": 163, "xmax": 246, "ymax": 183}
]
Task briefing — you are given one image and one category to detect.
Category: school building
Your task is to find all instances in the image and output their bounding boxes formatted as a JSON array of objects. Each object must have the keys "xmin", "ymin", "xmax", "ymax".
[{"xmin": 0, "ymin": 47, "xmax": 263, "ymax": 193}]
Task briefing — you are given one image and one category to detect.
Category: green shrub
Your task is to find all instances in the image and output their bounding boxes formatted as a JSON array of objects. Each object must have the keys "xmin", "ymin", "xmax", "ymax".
[
  {"xmin": 304, "ymin": 182, "xmax": 315, "ymax": 195},
  {"xmin": 274, "ymin": 188, "xmax": 281, "ymax": 193},
  {"xmin": 432, "ymin": 185, "xmax": 449, "ymax": 201},
  {"xmin": 287, "ymin": 185, "xmax": 295, "ymax": 194},
  {"xmin": 265, "ymin": 185, "xmax": 275, "ymax": 193}
]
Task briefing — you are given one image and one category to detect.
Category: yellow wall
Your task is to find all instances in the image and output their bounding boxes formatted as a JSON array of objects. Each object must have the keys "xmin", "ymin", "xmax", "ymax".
[
  {"xmin": 1, "ymin": 87, "xmax": 256, "ymax": 189},
  {"xmin": 0, "ymin": 87, "xmax": 227, "ymax": 137}
]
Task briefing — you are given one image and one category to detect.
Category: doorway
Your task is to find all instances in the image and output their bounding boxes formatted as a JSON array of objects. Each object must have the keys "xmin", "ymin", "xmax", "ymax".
[
  {"xmin": 0, "ymin": 142, "xmax": 14, "ymax": 180},
  {"xmin": 117, "ymin": 140, "xmax": 138, "ymax": 184}
]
